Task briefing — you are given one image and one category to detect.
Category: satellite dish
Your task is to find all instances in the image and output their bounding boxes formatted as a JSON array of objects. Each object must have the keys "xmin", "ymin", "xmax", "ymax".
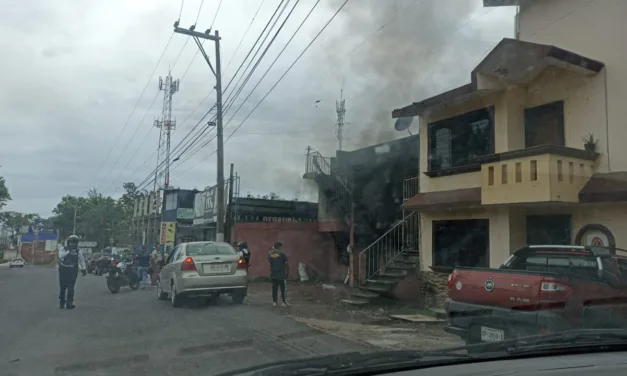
[{"xmin": 394, "ymin": 117, "xmax": 414, "ymax": 132}]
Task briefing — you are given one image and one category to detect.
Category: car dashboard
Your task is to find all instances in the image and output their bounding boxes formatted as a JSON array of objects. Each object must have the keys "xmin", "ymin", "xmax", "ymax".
[{"xmin": 388, "ymin": 351, "xmax": 627, "ymax": 376}]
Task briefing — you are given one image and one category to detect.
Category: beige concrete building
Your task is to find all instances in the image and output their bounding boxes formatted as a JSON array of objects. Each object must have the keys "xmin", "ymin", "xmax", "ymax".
[{"xmin": 393, "ymin": 0, "xmax": 627, "ymax": 274}]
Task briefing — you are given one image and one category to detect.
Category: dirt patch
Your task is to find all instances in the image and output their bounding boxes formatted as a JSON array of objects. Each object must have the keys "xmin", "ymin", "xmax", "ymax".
[{"xmin": 246, "ymin": 281, "xmax": 464, "ymax": 351}]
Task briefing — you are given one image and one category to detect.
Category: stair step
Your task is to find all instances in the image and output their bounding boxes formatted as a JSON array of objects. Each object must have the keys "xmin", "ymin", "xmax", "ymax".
[
  {"xmin": 389, "ymin": 263, "xmax": 415, "ymax": 270},
  {"xmin": 341, "ymin": 298, "xmax": 369, "ymax": 306},
  {"xmin": 366, "ymin": 279, "xmax": 397, "ymax": 285},
  {"xmin": 402, "ymin": 250, "xmax": 420, "ymax": 255},
  {"xmin": 394, "ymin": 259, "xmax": 417, "ymax": 265},
  {"xmin": 351, "ymin": 291, "xmax": 379, "ymax": 299},
  {"xmin": 384, "ymin": 266, "xmax": 410, "ymax": 275},
  {"xmin": 429, "ymin": 308, "xmax": 447, "ymax": 319},
  {"xmin": 359, "ymin": 285, "xmax": 389, "ymax": 293},
  {"xmin": 379, "ymin": 272, "xmax": 407, "ymax": 279}
]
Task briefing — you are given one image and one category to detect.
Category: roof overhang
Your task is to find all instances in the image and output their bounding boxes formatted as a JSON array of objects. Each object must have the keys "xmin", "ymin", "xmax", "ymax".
[
  {"xmin": 579, "ymin": 172, "xmax": 627, "ymax": 203},
  {"xmin": 483, "ymin": 0, "xmax": 524, "ymax": 6},
  {"xmin": 401, "ymin": 187, "xmax": 482, "ymax": 211},
  {"xmin": 392, "ymin": 38, "xmax": 605, "ymax": 118}
]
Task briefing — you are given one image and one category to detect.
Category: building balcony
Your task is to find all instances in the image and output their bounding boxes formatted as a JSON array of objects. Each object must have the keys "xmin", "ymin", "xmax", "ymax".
[{"xmin": 478, "ymin": 145, "xmax": 599, "ymax": 205}]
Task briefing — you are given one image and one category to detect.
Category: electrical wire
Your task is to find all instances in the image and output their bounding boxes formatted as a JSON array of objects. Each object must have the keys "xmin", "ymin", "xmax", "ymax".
[
  {"xmin": 92, "ymin": 33, "xmax": 174, "ymax": 187},
  {"xmin": 210, "ymin": 0, "xmax": 223, "ymax": 29},
  {"xmin": 173, "ymin": 0, "xmax": 345, "ymax": 179}
]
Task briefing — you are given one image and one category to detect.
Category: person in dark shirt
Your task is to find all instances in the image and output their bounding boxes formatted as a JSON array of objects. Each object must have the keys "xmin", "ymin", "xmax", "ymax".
[
  {"xmin": 134, "ymin": 245, "xmax": 151, "ymax": 289},
  {"xmin": 268, "ymin": 241, "xmax": 289, "ymax": 307}
]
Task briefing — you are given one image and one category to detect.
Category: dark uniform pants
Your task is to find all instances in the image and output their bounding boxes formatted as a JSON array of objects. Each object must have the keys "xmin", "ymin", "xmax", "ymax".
[
  {"xmin": 271, "ymin": 278, "xmax": 286, "ymax": 303},
  {"xmin": 59, "ymin": 266, "xmax": 78, "ymax": 304}
]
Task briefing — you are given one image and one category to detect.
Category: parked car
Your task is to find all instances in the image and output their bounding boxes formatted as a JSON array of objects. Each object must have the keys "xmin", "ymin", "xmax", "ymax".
[
  {"xmin": 445, "ymin": 245, "xmax": 627, "ymax": 349},
  {"xmin": 156, "ymin": 241, "xmax": 248, "ymax": 307},
  {"xmin": 9, "ymin": 258, "xmax": 25, "ymax": 268}
]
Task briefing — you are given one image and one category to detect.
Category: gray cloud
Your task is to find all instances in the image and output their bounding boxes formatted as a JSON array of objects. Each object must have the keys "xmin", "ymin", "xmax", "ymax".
[{"xmin": 0, "ymin": 0, "xmax": 514, "ymax": 216}]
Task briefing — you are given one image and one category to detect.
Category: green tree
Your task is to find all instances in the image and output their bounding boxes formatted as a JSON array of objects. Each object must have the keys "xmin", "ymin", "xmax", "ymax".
[
  {"xmin": 0, "ymin": 176, "xmax": 11, "ymax": 210},
  {"xmin": 0, "ymin": 211, "xmax": 38, "ymax": 246}
]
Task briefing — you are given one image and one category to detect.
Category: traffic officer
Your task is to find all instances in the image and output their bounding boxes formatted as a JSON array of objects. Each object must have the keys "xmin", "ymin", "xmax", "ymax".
[{"xmin": 58, "ymin": 235, "xmax": 86, "ymax": 309}]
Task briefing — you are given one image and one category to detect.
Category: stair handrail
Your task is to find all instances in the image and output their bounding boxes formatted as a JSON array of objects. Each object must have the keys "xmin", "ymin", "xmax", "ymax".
[{"xmin": 358, "ymin": 211, "xmax": 420, "ymax": 281}]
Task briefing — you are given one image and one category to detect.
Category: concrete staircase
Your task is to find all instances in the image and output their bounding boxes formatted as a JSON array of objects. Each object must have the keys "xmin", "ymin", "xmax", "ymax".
[{"xmin": 342, "ymin": 248, "xmax": 420, "ymax": 305}]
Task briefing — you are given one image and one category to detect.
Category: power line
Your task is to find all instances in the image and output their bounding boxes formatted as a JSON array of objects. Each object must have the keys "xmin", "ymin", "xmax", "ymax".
[
  {"xmin": 195, "ymin": 0, "xmax": 205, "ymax": 25},
  {"xmin": 171, "ymin": 0, "xmax": 345, "ymax": 179},
  {"xmin": 92, "ymin": 33, "xmax": 174, "ymax": 187},
  {"xmin": 209, "ymin": 0, "xmax": 223, "ymax": 29},
  {"xmin": 131, "ymin": 1, "xmax": 293, "ymax": 192},
  {"xmin": 220, "ymin": 0, "xmax": 298, "ymax": 119},
  {"xmin": 224, "ymin": 0, "xmax": 349, "ymax": 143},
  {"xmin": 129, "ymin": 2, "xmax": 287, "ymax": 191},
  {"xmin": 222, "ymin": 0, "xmax": 318, "ymax": 130}
]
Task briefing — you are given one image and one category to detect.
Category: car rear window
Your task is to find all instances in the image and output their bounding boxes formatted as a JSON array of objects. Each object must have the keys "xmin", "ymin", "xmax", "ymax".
[
  {"xmin": 510, "ymin": 254, "xmax": 599, "ymax": 279},
  {"xmin": 187, "ymin": 243, "xmax": 236, "ymax": 256}
]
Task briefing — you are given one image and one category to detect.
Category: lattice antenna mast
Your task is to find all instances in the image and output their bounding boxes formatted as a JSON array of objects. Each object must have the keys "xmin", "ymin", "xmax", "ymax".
[
  {"xmin": 155, "ymin": 73, "xmax": 180, "ymax": 188},
  {"xmin": 335, "ymin": 88, "xmax": 346, "ymax": 151}
]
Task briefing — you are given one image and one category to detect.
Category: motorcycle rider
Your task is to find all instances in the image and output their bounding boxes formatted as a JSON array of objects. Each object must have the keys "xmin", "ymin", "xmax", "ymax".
[
  {"xmin": 58, "ymin": 235, "xmax": 86, "ymax": 309},
  {"xmin": 238, "ymin": 241, "xmax": 250, "ymax": 267}
]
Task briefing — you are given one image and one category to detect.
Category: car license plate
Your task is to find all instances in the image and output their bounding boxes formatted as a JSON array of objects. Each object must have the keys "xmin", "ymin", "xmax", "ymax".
[
  {"xmin": 480, "ymin": 326, "xmax": 505, "ymax": 342},
  {"xmin": 203, "ymin": 264, "xmax": 230, "ymax": 274}
]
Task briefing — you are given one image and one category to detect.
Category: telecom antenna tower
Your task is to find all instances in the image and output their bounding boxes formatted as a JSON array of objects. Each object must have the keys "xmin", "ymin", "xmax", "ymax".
[
  {"xmin": 154, "ymin": 73, "xmax": 180, "ymax": 189},
  {"xmin": 335, "ymin": 88, "xmax": 346, "ymax": 151}
]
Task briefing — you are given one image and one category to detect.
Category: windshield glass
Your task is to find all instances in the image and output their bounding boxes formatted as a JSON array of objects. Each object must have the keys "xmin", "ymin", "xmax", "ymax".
[
  {"xmin": 1, "ymin": 0, "xmax": 624, "ymax": 375},
  {"xmin": 187, "ymin": 243, "xmax": 236, "ymax": 256}
]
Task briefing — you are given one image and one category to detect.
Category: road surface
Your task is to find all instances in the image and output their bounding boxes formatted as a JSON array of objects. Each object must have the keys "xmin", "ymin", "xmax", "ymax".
[{"xmin": 0, "ymin": 265, "xmax": 369, "ymax": 376}]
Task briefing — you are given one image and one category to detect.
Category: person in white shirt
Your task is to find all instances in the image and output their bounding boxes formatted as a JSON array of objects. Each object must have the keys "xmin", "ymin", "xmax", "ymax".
[{"xmin": 57, "ymin": 235, "xmax": 86, "ymax": 309}]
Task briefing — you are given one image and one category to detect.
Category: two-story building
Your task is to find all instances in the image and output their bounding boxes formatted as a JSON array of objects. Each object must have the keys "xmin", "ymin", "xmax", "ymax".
[{"xmin": 393, "ymin": 0, "xmax": 627, "ymax": 283}]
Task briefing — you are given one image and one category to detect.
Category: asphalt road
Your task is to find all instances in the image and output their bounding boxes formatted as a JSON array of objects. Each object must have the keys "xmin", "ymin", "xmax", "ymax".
[{"xmin": 0, "ymin": 264, "xmax": 369, "ymax": 376}]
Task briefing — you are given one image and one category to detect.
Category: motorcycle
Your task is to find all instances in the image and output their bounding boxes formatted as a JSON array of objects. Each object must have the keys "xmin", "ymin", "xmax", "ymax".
[{"xmin": 106, "ymin": 258, "xmax": 140, "ymax": 293}]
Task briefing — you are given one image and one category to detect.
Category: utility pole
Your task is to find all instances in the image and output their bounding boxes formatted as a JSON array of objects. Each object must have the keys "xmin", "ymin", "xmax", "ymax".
[
  {"xmin": 72, "ymin": 204, "xmax": 77, "ymax": 235},
  {"xmin": 336, "ymin": 88, "xmax": 346, "ymax": 151},
  {"xmin": 174, "ymin": 22, "xmax": 225, "ymax": 242}
]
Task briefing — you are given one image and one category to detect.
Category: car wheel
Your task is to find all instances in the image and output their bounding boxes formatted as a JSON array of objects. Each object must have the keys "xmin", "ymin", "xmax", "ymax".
[
  {"xmin": 231, "ymin": 292, "xmax": 245, "ymax": 304},
  {"xmin": 156, "ymin": 279, "xmax": 168, "ymax": 300},
  {"xmin": 171, "ymin": 282, "xmax": 183, "ymax": 308}
]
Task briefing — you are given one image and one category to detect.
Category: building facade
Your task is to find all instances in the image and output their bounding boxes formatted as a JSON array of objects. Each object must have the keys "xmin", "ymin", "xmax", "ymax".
[{"xmin": 394, "ymin": 0, "xmax": 627, "ymax": 280}]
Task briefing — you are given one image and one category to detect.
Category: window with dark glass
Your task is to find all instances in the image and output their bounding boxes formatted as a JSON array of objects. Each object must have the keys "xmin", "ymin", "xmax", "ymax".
[
  {"xmin": 177, "ymin": 191, "xmax": 195, "ymax": 208},
  {"xmin": 524, "ymin": 101, "xmax": 564, "ymax": 148},
  {"xmin": 428, "ymin": 107, "xmax": 494, "ymax": 171},
  {"xmin": 432, "ymin": 219, "xmax": 489, "ymax": 270}
]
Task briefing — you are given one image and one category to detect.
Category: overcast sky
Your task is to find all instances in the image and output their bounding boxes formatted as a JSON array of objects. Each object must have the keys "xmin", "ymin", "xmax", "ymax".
[{"xmin": 0, "ymin": 0, "xmax": 516, "ymax": 216}]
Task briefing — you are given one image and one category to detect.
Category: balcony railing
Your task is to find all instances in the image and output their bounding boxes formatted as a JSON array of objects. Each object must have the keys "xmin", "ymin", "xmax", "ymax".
[
  {"xmin": 478, "ymin": 145, "xmax": 599, "ymax": 205},
  {"xmin": 403, "ymin": 177, "xmax": 419, "ymax": 201}
]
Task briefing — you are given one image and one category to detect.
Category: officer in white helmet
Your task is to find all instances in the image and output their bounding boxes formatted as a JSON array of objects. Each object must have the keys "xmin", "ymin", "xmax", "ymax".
[{"xmin": 58, "ymin": 235, "xmax": 86, "ymax": 309}]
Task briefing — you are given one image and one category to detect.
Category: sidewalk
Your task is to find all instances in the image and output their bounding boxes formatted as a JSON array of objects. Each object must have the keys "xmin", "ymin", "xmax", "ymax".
[{"xmin": 246, "ymin": 281, "xmax": 463, "ymax": 351}]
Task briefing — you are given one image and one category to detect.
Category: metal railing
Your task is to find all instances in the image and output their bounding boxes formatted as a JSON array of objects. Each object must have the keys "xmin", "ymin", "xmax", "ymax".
[
  {"xmin": 359, "ymin": 211, "xmax": 420, "ymax": 281},
  {"xmin": 305, "ymin": 151, "xmax": 332, "ymax": 176},
  {"xmin": 403, "ymin": 176, "xmax": 419, "ymax": 201}
]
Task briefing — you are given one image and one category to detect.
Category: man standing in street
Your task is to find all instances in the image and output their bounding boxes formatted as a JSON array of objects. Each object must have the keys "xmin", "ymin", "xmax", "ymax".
[
  {"xmin": 268, "ymin": 241, "xmax": 289, "ymax": 307},
  {"xmin": 135, "ymin": 245, "xmax": 150, "ymax": 289},
  {"xmin": 58, "ymin": 235, "xmax": 86, "ymax": 309}
]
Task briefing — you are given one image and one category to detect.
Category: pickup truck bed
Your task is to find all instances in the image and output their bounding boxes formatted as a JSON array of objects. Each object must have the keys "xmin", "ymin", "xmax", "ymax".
[{"xmin": 444, "ymin": 245, "xmax": 627, "ymax": 346}]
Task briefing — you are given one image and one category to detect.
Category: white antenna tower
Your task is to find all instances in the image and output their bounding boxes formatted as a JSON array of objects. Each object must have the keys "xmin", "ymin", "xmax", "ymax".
[
  {"xmin": 335, "ymin": 86, "xmax": 346, "ymax": 151},
  {"xmin": 153, "ymin": 73, "xmax": 180, "ymax": 189}
]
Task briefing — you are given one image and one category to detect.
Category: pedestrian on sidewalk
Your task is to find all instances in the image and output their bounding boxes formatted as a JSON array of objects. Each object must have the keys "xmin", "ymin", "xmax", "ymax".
[
  {"xmin": 134, "ymin": 245, "xmax": 150, "ymax": 289},
  {"xmin": 58, "ymin": 235, "xmax": 86, "ymax": 309},
  {"xmin": 268, "ymin": 241, "xmax": 289, "ymax": 307}
]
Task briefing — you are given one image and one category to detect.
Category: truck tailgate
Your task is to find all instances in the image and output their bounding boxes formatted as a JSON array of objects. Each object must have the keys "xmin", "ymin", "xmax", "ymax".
[{"xmin": 449, "ymin": 268, "xmax": 548, "ymax": 309}]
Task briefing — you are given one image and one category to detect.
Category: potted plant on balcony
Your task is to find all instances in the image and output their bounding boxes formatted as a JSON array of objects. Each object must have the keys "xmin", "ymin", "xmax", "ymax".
[{"xmin": 582, "ymin": 133, "xmax": 598, "ymax": 152}]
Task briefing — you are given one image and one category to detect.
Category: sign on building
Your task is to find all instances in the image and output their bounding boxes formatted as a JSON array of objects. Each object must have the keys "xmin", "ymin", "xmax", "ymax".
[{"xmin": 160, "ymin": 222, "xmax": 176, "ymax": 247}]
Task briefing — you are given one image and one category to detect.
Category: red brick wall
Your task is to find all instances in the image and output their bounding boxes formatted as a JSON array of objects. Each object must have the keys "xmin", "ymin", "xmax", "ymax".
[
  {"xmin": 20, "ymin": 241, "xmax": 56, "ymax": 265},
  {"xmin": 232, "ymin": 222, "xmax": 347, "ymax": 282}
]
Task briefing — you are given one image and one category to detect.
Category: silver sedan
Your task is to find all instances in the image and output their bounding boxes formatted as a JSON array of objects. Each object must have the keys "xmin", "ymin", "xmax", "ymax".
[{"xmin": 156, "ymin": 241, "xmax": 248, "ymax": 307}]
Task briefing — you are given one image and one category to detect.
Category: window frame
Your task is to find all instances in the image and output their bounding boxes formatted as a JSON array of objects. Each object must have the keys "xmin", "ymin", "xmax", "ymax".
[
  {"xmin": 431, "ymin": 218, "xmax": 490, "ymax": 272},
  {"xmin": 426, "ymin": 106, "xmax": 495, "ymax": 176}
]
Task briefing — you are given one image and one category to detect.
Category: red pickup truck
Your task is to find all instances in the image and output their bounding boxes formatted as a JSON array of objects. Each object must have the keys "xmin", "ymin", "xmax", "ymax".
[{"xmin": 445, "ymin": 245, "xmax": 627, "ymax": 346}]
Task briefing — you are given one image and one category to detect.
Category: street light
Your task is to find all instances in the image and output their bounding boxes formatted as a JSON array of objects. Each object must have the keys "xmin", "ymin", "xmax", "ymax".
[{"xmin": 31, "ymin": 225, "xmax": 40, "ymax": 265}]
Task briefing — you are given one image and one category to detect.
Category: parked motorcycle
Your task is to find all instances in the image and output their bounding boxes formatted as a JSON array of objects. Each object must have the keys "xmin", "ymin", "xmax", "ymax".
[{"xmin": 106, "ymin": 258, "xmax": 140, "ymax": 293}]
